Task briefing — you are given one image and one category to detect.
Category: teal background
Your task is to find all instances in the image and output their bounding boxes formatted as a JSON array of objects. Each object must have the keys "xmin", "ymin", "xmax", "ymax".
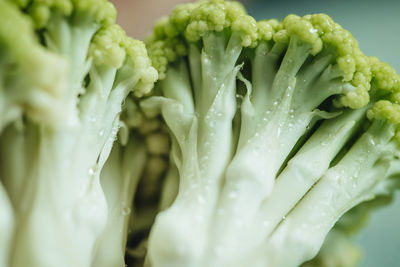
[{"xmin": 245, "ymin": 0, "xmax": 400, "ymax": 266}]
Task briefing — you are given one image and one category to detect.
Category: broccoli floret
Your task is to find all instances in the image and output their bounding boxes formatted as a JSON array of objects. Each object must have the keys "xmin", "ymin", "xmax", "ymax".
[
  {"xmin": 141, "ymin": 1, "xmax": 400, "ymax": 266},
  {"xmin": 0, "ymin": 1, "xmax": 157, "ymax": 267},
  {"xmin": 0, "ymin": 0, "xmax": 68, "ymax": 129},
  {"xmin": 254, "ymin": 59, "xmax": 400, "ymax": 267}
]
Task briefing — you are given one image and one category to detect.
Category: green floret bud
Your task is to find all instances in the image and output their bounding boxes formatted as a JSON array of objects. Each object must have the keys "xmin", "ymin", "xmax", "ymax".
[
  {"xmin": 27, "ymin": 0, "xmax": 73, "ymax": 28},
  {"xmin": 366, "ymin": 58, "xmax": 400, "ymax": 140},
  {"xmin": 25, "ymin": 0, "xmax": 116, "ymax": 28},
  {"xmin": 281, "ymin": 14, "xmax": 322, "ymax": 54},
  {"xmin": 231, "ymin": 14, "xmax": 258, "ymax": 47},
  {"xmin": 72, "ymin": 0, "xmax": 116, "ymax": 25},
  {"xmin": 184, "ymin": 0, "xmax": 249, "ymax": 42},
  {"xmin": 367, "ymin": 100, "xmax": 400, "ymax": 124},
  {"xmin": 306, "ymin": 13, "xmax": 340, "ymax": 34},
  {"xmin": 124, "ymin": 38, "xmax": 159, "ymax": 97},
  {"xmin": 0, "ymin": 0, "xmax": 69, "ymax": 126},
  {"xmin": 257, "ymin": 19, "xmax": 281, "ymax": 41},
  {"xmin": 146, "ymin": 41, "xmax": 169, "ymax": 80},
  {"xmin": 89, "ymin": 24, "xmax": 127, "ymax": 68},
  {"xmin": 168, "ymin": 3, "xmax": 197, "ymax": 34},
  {"xmin": 307, "ymin": 14, "xmax": 371, "ymax": 108},
  {"xmin": 270, "ymin": 13, "xmax": 371, "ymax": 109},
  {"xmin": 146, "ymin": 0, "xmax": 257, "ymax": 79},
  {"xmin": 370, "ymin": 56, "xmax": 400, "ymax": 92}
]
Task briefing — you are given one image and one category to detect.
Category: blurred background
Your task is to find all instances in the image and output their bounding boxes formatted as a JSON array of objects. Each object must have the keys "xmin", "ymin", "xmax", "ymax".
[{"xmin": 111, "ymin": 0, "xmax": 400, "ymax": 266}]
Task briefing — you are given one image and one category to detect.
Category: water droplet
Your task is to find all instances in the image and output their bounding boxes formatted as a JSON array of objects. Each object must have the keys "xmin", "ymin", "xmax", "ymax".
[
  {"xmin": 122, "ymin": 207, "xmax": 131, "ymax": 216},
  {"xmin": 370, "ymin": 138, "xmax": 376, "ymax": 146},
  {"xmin": 88, "ymin": 168, "xmax": 95, "ymax": 176},
  {"xmin": 236, "ymin": 94, "xmax": 243, "ymax": 99},
  {"xmin": 99, "ymin": 130, "xmax": 104, "ymax": 137}
]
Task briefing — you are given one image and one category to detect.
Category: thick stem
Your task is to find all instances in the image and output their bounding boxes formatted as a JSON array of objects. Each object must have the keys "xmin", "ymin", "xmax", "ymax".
[
  {"xmin": 159, "ymin": 161, "xmax": 179, "ymax": 211},
  {"xmin": 260, "ymin": 121, "xmax": 395, "ymax": 267},
  {"xmin": 217, "ymin": 63, "xmax": 356, "ymax": 245},
  {"xmin": 4, "ymin": 63, "xmax": 134, "ymax": 267},
  {"xmin": 92, "ymin": 137, "xmax": 147, "ymax": 267},
  {"xmin": 197, "ymin": 32, "xmax": 242, "ymax": 118},
  {"xmin": 269, "ymin": 36, "xmax": 311, "ymax": 103},
  {"xmin": 238, "ymin": 38, "xmax": 310, "ymax": 151},
  {"xmin": 45, "ymin": 14, "xmax": 99, "ymax": 121},
  {"xmin": 10, "ymin": 125, "xmax": 108, "ymax": 267},
  {"xmin": 257, "ymin": 108, "xmax": 366, "ymax": 238},
  {"xmin": 47, "ymin": 14, "xmax": 97, "ymax": 81},
  {"xmin": 251, "ymin": 42, "xmax": 286, "ymax": 113},
  {"xmin": 148, "ymin": 64, "xmax": 240, "ymax": 267},
  {"xmin": 148, "ymin": 33, "xmax": 243, "ymax": 267}
]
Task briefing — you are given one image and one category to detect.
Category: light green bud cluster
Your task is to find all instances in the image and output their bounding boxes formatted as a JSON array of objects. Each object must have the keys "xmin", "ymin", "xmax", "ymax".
[{"xmin": 16, "ymin": 0, "xmax": 116, "ymax": 28}]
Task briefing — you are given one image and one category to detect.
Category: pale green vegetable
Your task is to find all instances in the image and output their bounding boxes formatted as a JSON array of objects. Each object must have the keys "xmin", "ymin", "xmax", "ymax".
[
  {"xmin": 1, "ymin": 0, "xmax": 400, "ymax": 267},
  {"xmin": 0, "ymin": 0, "xmax": 68, "ymax": 130},
  {"xmin": 0, "ymin": 1, "xmax": 157, "ymax": 267},
  {"xmin": 142, "ymin": 1, "xmax": 400, "ymax": 266}
]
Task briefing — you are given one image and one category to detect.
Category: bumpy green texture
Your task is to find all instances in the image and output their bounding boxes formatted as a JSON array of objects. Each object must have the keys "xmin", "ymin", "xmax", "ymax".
[
  {"xmin": 367, "ymin": 57, "xmax": 400, "ymax": 125},
  {"xmin": 278, "ymin": 14, "xmax": 371, "ymax": 108},
  {"xmin": 146, "ymin": 0, "xmax": 257, "ymax": 79},
  {"xmin": 89, "ymin": 25, "xmax": 158, "ymax": 96},
  {"xmin": 89, "ymin": 24, "xmax": 127, "ymax": 68},
  {"xmin": 0, "ymin": 1, "xmax": 157, "ymax": 267},
  {"xmin": 146, "ymin": 1, "xmax": 370, "ymax": 108},
  {"xmin": 368, "ymin": 100, "xmax": 400, "ymax": 124},
  {"xmin": 17, "ymin": 0, "xmax": 116, "ymax": 28},
  {"xmin": 0, "ymin": 0, "xmax": 67, "ymax": 129},
  {"xmin": 142, "ymin": 1, "xmax": 400, "ymax": 267}
]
